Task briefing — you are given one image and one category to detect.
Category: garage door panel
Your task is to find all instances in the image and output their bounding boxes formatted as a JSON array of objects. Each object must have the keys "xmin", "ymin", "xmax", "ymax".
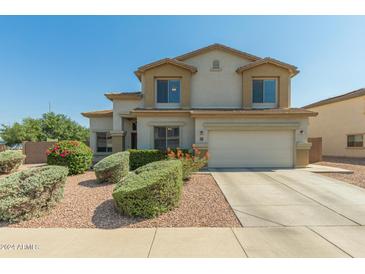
[{"xmin": 208, "ymin": 130, "xmax": 294, "ymax": 168}]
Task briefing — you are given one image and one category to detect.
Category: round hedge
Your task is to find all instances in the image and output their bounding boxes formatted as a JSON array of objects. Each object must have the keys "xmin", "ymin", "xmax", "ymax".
[
  {"xmin": 94, "ymin": 151, "xmax": 130, "ymax": 184},
  {"xmin": 0, "ymin": 165, "xmax": 68, "ymax": 222},
  {"xmin": 112, "ymin": 160, "xmax": 183, "ymax": 218},
  {"xmin": 0, "ymin": 150, "xmax": 26, "ymax": 174},
  {"xmin": 47, "ymin": 141, "xmax": 93, "ymax": 175}
]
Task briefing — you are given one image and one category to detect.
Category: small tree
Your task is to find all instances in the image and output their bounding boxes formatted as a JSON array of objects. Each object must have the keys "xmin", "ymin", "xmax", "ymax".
[{"xmin": 0, "ymin": 112, "xmax": 89, "ymax": 146}]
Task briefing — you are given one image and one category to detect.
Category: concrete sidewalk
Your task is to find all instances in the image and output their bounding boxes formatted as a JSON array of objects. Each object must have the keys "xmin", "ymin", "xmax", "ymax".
[{"xmin": 1, "ymin": 226, "xmax": 364, "ymax": 258}]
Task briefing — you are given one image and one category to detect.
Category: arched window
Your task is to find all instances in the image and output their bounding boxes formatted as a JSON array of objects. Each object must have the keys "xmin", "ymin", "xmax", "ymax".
[{"xmin": 212, "ymin": 59, "xmax": 220, "ymax": 70}]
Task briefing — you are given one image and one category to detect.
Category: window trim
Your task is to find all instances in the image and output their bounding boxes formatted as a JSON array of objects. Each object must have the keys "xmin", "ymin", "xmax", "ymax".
[
  {"xmin": 96, "ymin": 131, "xmax": 112, "ymax": 153},
  {"xmin": 155, "ymin": 78, "xmax": 181, "ymax": 107},
  {"xmin": 153, "ymin": 126, "xmax": 181, "ymax": 150},
  {"xmin": 346, "ymin": 133, "xmax": 364, "ymax": 148},
  {"xmin": 252, "ymin": 78, "xmax": 278, "ymax": 109}
]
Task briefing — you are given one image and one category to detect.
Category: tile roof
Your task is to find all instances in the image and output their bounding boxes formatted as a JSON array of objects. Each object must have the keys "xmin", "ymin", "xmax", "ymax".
[
  {"xmin": 236, "ymin": 57, "xmax": 299, "ymax": 76},
  {"xmin": 81, "ymin": 109, "xmax": 113, "ymax": 118},
  {"xmin": 104, "ymin": 92, "xmax": 142, "ymax": 101},
  {"xmin": 304, "ymin": 88, "xmax": 365, "ymax": 109},
  {"xmin": 174, "ymin": 43, "xmax": 261, "ymax": 62}
]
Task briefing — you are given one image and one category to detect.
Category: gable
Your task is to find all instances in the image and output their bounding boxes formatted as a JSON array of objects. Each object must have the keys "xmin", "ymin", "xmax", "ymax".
[
  {"xmin": 175, "ymin": 43, "xmax": 260, "ymax": 62},
  {"xmin": 182, "ymin": 49, "xmax": 253, "ymax": 69}
]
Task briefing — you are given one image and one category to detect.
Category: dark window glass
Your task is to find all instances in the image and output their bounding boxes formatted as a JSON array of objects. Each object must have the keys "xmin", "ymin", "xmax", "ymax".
[
  {"xmin": 132, "ymin": 122, "xmax": 137, "ymax": 131},
  {"xmin": 347, "ymin": 135, "xmax": 363, "ymax": 147},
  {"xmin": 253, "ymin": 80, "xmax": 264, "ymax": 103},
  {"xmin": 265, "ymin": 80, "xmax": 276, "ymax": 103},
  {"xmin": 96, "ymin": 132, "xmax": 112, "ymax": 152},
  {"xmin": 156, "ymin": 79, "xmax": 180, "ymax": 103},
  {"xmin": 156, "ymin": 80, "xmax": 168, "ymax": 103},
  {"xmin": 154, "ymin": 127, "xmax": 179, "ymax": 150},
  {"xmin": 168, "ymin": 80, "xmax": 180, "ymax": 103},
  {"xmin": 252, "ymin": 79, "xmax": 276, "ymax": 104}
]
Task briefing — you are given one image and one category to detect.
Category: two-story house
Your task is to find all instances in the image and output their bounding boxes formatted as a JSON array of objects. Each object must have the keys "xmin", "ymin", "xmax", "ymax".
[{"xmin": 82, "ymin": 43, "xmax": 317, "ymax": 168}]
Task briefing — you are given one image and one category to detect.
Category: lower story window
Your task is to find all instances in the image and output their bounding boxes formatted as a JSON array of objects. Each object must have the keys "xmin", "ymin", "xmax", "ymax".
[
  {"xmin": 154, "ymin": 127, "xmax": 179, "ymax": 150},
  {"xmin": 96, "ymin": 132, "xmax": 112, "ymax": 152},
  {"xmin": 347, "ymin": 134, "xmax": 363, "ymax": 148}
]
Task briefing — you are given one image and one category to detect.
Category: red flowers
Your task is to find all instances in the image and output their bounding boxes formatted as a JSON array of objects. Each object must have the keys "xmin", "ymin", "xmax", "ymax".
[{"xmin": 47, "ymin": 144, "xmax": 71, "ymax": 158}]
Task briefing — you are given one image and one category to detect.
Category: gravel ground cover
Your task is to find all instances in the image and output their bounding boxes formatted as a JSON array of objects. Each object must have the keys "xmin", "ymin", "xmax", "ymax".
[
  {"xmin": 317, "ymin": 156, "xmax": 365, "ymax": 188},
  {"xmin": 1, "ymin": 171, "xmax": 240, "ymax": 228}
]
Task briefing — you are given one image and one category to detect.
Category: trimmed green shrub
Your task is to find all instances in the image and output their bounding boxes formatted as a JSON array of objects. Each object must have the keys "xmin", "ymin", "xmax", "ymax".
[
  {"xmin": 94, "ymin": 151, "xmax": 129, "ymax": 184},
  {"xmin": 128, "ymin": 149, "xmax": 166, "ymax": 170},
  {"xmin": 0, "ymin": 165, "xmax": 68, "ymax": 222},
  {"xmin": 112, "ymin": 160, "xmax": 183, "ymax": 218},
  {"xmin": 0, "ymin": 150, "xmax": 26, "ymax": 174},
  {"xmin": 47, "ymin": 141, "xmax": 92, "ymax": 175}
]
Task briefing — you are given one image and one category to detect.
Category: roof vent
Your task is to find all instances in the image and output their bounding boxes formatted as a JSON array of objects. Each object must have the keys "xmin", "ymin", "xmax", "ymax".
[{"xmin": 211, "ymin": 59, "xmax": 221, "ymax": 71}]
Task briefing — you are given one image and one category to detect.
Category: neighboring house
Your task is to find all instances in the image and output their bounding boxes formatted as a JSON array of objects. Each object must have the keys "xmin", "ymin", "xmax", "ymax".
[
  {"xmin": 82, "ymin": 43, "xmax": 317, "ymax": 168},
  {"xmin": 304, "ymin": 88, "xmax": 365, "ymax": 158}
]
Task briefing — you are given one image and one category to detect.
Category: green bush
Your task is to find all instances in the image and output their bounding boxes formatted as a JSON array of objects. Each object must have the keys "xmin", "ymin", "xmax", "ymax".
[
  {"xmin": 112, "ymin": 160, "xmax": 183, "ymax": 218},
  {"xmin": 0, "ymin": 150, "xmax": 26, "ymax": 174},
  {"xmin": 128, "ymin": 149, "xmax": 166, "ymax": 170},
  {"xmin": 0, "ymin": 165, "xmax": 68, "ymax": 222},
  {"xmin": 47, "ymin": 141, "xmax": 92, "ymax": 175},
  {"xmin": 94, "ymin": 151, "xmax": 129, "ymax": 184}
]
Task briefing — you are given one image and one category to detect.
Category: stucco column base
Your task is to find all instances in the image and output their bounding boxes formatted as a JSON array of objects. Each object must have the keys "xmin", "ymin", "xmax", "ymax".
[
  {"xmin": 110, "ymin": 131, "xmax": 126, "ymax": 153},
  {"xmin": 295, "ymin": 142, "xmax": 312, "ymax": 168}
]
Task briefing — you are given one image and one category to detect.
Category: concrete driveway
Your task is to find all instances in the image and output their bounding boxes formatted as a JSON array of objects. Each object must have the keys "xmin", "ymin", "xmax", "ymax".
[{"xmin": 211, "ymin": 169, "xmax": 365, "ymax": 257}]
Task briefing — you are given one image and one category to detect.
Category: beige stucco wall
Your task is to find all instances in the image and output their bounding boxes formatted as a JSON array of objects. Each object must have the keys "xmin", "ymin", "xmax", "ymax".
[
  {"xmin": 141, "ymin": 64, "xmax": 192, "ymax": 109},
  {"xmin": 113, "ymin": 99, "xmax": 142, "ymax": 131},
  {"xmin": 183, "ymin": 50, "xmax": 251, "ymax": 108},
  {"xmin": 307, "ymin": 96, "xmax": 365, "ymax": 157},
  {"xmin": 89, "ymin": 117, "xmax": 113, "ymax": 154},
  {"xmin": 240, "ymin": 63, "xmax": 291, "ymax": 109},
  {"xmin": 136, "ymin": 115, "xmax": 195, "ymax": 149}
]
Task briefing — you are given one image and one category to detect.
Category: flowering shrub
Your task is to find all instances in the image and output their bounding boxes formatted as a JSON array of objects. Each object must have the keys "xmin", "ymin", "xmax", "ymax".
[
  {"xmin": 46, "ymin": 141, "xmax": 93, "ymax": 175},
  {"xmin": 167, "ymin": 145, "xmax": 208, "ymax": 180}
]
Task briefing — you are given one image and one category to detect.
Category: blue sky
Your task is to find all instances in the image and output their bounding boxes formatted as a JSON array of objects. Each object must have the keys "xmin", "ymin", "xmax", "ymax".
[{"xmin": 0, "ymin": 16, "xmax": 364, "ymax": 127}]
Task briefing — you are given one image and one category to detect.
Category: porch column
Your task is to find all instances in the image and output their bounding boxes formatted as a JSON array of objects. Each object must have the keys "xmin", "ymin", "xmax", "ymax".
[{"xmin": 110, "ymin": 130, "xmax": 126, "ymax": 153}]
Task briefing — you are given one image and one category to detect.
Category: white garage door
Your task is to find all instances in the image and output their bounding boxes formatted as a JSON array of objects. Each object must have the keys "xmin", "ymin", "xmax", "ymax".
[{"xmin": 208, "ymin": 130, "xmax": 294, "ymax": 168}]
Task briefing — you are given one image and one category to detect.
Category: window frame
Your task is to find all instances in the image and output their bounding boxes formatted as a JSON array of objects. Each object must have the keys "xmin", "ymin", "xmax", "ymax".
[
  {"xmin": 252, "ymin": 78, "xmax": 278, "ymax": 109},
  {"xmin": 96, "ymin": 132, "xmax": 112, "ymax": 153},
  {"xmin": 211, "ymin": 59, "xmax": 221, "ymax": 71},
  {"xmin": 155, "ymin": 78, "xmax": 181, "ymax": 107},
  {"xmin": 347, "ymin": 134, "xmax": 364, "ymax": 148},
  {"xmin": 153, "ymin": 126, "xmax": 180, "ymax": 150}
]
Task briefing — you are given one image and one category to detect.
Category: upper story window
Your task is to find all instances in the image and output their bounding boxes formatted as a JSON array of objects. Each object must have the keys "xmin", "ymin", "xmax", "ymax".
[
  {"xmin": 156, "ymin": 79, "xmax": 180, "ymax": 103},
  {"xmin": 252, "ymin": 79, "xmax": 277, "ymax": 107},
  {"xmin": 212, "ymin": 60, "xmax": 220, "ymax": 70},
  {"xmin": 347, "ymin": 134, "xmax": 363, "ymax": 148}
]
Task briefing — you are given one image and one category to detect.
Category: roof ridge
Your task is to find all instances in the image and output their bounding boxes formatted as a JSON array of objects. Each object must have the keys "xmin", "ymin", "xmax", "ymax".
[{"xmin": 174, "ymin": 43, "xmax": 261, "ymax": 61}]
